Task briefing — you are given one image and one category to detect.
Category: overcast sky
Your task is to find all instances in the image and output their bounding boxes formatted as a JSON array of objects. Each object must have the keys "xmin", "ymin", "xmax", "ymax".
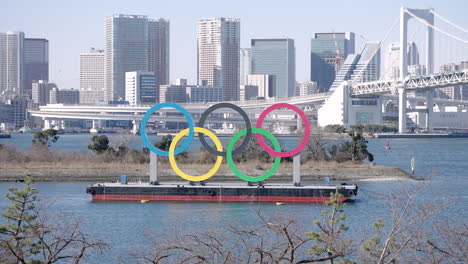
[{"xmin": 2, "ymin": 0, "xmax": 467, "ymax": 89}]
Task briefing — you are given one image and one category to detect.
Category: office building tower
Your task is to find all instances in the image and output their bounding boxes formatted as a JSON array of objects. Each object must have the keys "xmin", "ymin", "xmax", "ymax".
[
  {"xmin": 149, "ymin": 19, "xmax": 170, "ymax": 86},
  {"xmin": 23, "ymin": 38, "xmax": 48, "ymax": 96},
  {"xmin": 298, "ymin": 81, "xmax": 317, "ymax": 96},
  {"xmin": 125, "ymin": 71, "xmax": 157, "ymax": 105},
  {"xmin": 310, "ymin": 32, "xmax": 355, "ymax": 92},
  {"xmin": 240, "ymin": 48, "xmax": 251, "ymax": 85},
  {"xmin": 407, "ymin": 41, "xmax": 419, "ymax": 66},
  {"xmin": 50, "ymin": 88, "xmax": 79, "ymax": 104},
  {"xmin": 0, "ymin": 102, "xmax": 10, "ymax": 125},
  {"xmin": 105, "ymin": 14, "xmax": 149, "ymax": 101},
  {"xmin": 0, "ymin": 31, "xmax": 24, "ymax": 95},
  {"xmin": 80, "ymin": 48, "xmax": 105, "ymax": 104},
  {"xmin": 245, "ymin": 74, "xmax": 275, "ymax": 99},
  {"xmin": 31, "ymin": 80, "xmax": 55, "ymax": 105},
  {"xmin": 240, "ymin": 85, "xmax": 259, "ymax": 101},
  {"xmin": 197, "ymin": 17, "xmax": 240, "ymax": 101},
  {"xmin": 330, "ymin": 41, "xmax": 381, "ymax": 91},
  {"xmin": 251, "ymin": 39, "xmax": 295, "ymax": 98},
  {"xmin": 354, "ymin": 41, "xmax": 381, "ymax": 82},
  {"xmin": 7, "ymin": 96, "xmax": 29, "ymax": 129},
  {"xmin": 159, "ymin": 84, "xmax": 187, "ymax": 103},
  {"xmin": 187, "ymin": 86, "xmax": 223, "ymax": 103},
  {"xmin": 160, "ymin": 78, "xmax": 222, "ymax": 103}
]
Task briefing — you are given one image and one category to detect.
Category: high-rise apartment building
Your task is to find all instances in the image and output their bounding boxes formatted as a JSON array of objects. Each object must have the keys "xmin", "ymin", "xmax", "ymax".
[
  {"xmin": 384, "ymin": 41, "xmax": 420, "ymax": 80},
  {"xmin": 105, "ymin": 14, "xmax": 149, "ymax": 101},
  {"xmin": 437, "ymin": 62, "xmax": 468, "ymax": 100},
  {"xmin": 0, "ymin": 32, "xmax": 24, "ymax": 96},
  {"xmin": 105, "ymin": 15, "xmax": 170, "ymax": 102},
  {"xmin": 197, "ymin": 17, "xmax": 240, "ymax": 101},
  {"xmin": 80, "ymin": 48, "xmax": 105, "ymax": 104},
  {"xmin": 240, "ymin": 48, "xmax": 251, "ymax": 85},
  {"xmin": 310, "ymin": 32, "xmax": 355, "ymax": 92},
  {"xmin": 251, "ymin": 39, "xmax": 295, "ymax": 98},
  {"xmin": 23, "ymin": 38, "xmax": 48, "ymax": 96},
  {"xmin": 149, "ymin": 19, "xmax": 170, "ymax": 86},
  {"xmin": 125, "ymin": 71, "xmax": 157, "ymax": 105}
]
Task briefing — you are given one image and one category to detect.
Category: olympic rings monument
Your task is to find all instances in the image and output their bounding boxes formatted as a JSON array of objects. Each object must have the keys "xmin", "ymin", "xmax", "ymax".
[{"xmin": 86, "ymin": 102, "xmax": 358, "ymax": 203}]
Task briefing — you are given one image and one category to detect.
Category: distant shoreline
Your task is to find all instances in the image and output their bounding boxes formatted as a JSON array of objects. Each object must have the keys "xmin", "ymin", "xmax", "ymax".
[{"xmin": 0, "ymin": 161, "xmax": 421, "ymax": 183}]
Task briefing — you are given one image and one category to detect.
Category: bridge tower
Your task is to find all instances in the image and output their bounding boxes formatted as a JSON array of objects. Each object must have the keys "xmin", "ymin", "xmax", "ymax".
[{"xmin": 399, "ymin": 7, "xmax": 434, "ymax": 133}]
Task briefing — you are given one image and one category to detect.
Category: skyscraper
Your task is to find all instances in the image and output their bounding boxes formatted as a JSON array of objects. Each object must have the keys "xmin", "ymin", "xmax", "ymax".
[
  {"xmin": 149, "ymin": 19, "xmax": 170, "ymax": 86},
  {"xmin": 80, "ymin": 48, "xmax": 105, "ymax": 104},
  {"xmin": 0, "ymin": 31, "xmax": 24, "ymax": 96},
  {"xmin": 23, "ymin": 38, "xmax": 48, "ymax": 96},
  {"xmin": 105, "ymin": 14, "xmax": 149, "ymax": 101},
  {"xmin": 310, "ymin": 32, "xmax": 355, "ymax": 92},
  {"xmin": 407, "ymin": 41, "xmax": 419, "ymax": 66},
  {"xmin": 197, "ymin": 18, "xmax": 240, "ymax": 101},
  {"xmin": 251, "ymin": 39, "xmax": 295, "ymax": 98},
  {"xmin": 240, "ymin": 48, "xmax": 251, "ymax": 85}
]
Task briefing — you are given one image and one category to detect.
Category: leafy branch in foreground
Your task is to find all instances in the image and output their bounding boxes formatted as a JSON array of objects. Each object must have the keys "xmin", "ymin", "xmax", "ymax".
[
  {"xmin": 32, "ymin": 129, "xmax": 60, "ymax": 148},
  {"xmin": 126, "ymin": 181, "xmax": 463, "ymax": 264},
  {"xmin": 301, "ymin": 192, "xmax": 355, "ymax": 264},
  {"xmin": 0, "ymin": 177, "xmax": 108, "ymax": 264}
]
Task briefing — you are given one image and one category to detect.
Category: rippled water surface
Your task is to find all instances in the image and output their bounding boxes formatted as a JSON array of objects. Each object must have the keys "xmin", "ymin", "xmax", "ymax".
[{"xmin": 1, "ymin": 134, "xmax": 467, "ymax": 262}]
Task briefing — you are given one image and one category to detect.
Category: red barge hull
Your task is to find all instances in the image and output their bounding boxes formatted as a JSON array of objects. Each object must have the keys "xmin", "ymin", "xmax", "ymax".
[{"xmin": 87, "ymin": 183, "xmax": 358, "ymax": 203}]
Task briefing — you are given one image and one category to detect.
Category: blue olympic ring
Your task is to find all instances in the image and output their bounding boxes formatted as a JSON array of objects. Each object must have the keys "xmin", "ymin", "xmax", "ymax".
[{"xmin": 140, "ymin": 102, "xmax": 194, "ymax": 156}]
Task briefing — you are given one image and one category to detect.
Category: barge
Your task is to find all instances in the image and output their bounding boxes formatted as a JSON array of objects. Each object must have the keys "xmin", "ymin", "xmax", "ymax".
[{"xmin": 86, "ymin": 182, "xmax": 358, "ymax": 203}]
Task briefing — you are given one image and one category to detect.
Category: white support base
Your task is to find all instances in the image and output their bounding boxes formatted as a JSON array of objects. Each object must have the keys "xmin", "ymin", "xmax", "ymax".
[
  {"xmin": 293, "ymin": 154, "xmax": 301, "ymax": 186},
  {"xmin": 150, "ymin": 152, "xmax": 158, "ymax": 185}
]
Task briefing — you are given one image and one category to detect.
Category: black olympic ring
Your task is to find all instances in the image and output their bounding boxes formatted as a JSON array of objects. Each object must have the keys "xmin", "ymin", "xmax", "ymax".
[{"xmin": 198, "ymin": 103, "xmax": 252, "ymax": 157}]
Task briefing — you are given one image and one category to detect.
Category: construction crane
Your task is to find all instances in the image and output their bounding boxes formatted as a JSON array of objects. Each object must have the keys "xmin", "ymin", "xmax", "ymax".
[{"xmin": 332, "ymin": 31, "xmax": 343, "ymax": 77}]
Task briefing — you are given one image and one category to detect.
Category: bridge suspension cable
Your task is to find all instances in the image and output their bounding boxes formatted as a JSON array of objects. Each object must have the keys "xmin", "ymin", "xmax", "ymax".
[
  {"xmin": 406, "ymin": 9, "xmax": 468, "ymax": 44},
  {"xmin": 351, "ymin": 14, "xmax": 401, "ymax": 84},
  {"xmin": 378, "ymin": 23, "xmax": 425, "ymax": 81},
  {"xmin": 430, "ymin": 10, "xmax": 468, "ymax": 34}
]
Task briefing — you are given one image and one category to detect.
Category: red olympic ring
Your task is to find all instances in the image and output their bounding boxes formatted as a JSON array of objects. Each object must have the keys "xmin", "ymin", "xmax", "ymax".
[{"xmin": 255, "ymin": 103, "xmax": 310, "ymax": 158}]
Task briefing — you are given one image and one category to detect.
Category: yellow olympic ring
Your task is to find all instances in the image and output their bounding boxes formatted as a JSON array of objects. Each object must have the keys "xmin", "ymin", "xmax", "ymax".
[{"xmin": 169, "ymin": 127, "xmax": 223, "ymax": 182}]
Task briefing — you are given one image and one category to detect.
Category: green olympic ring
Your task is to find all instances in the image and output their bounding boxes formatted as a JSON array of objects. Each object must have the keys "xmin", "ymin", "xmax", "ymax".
[{"xmin": 226, "ymin": 128, "xmax": 282, "ymax": 182}]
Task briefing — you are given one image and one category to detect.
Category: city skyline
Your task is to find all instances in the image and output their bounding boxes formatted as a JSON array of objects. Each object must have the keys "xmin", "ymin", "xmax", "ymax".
[{"xmin": 2, "ymin": 0, "xmax": 466, "ymax": 90}]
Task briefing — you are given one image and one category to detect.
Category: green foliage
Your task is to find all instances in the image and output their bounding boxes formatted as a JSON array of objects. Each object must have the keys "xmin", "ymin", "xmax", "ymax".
[
  {"xmin": 0, "ymin": 176, "xmax": 38, "ymax": 262},
  {"xmin": 305, "ymin": 192, "xmax": 355, "ymax": 263},
  {"xmin": 350, "ymin": 124, "xmax": 398, "ymax": 133},
  {"xmin": 0, "ymin": 177, "xmax": 108, "ymax": 263},
  {"xmin": 230, "ymin": 136, "xmax": 276, "ymax": 164},
  {"xmin": 346, "ymin": 130, "xmax": 373, "ymax": 162},
  {"xmin": 88, "ymin": 135, "xmax": 111, "ymax": 154},
  {"xmin": 360, "ymin": 218, "xmax": 399, "ymax": 263},
  {"xmin": 32, "ymin": 129, "xmax": 59, "ymax": 147},
  {"xmin": 153, "ymin": 135, "xmax": 173, "ymax": 151},
  {"xmin": 324, "ymin": 124, "xmax": 347, "ymax": 134}
]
